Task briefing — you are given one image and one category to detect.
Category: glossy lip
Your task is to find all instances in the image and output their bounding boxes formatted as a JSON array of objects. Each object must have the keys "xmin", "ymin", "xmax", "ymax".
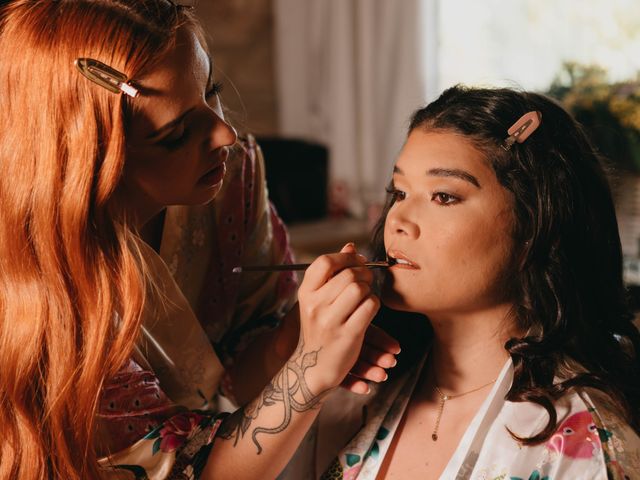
[{"xmin": 386, "ymin": 249, "xmax": 420, "ymax": 269}]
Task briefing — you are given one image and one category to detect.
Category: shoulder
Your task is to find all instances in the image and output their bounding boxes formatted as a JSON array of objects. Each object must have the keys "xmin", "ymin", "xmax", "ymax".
[
  {"xmin": 472, "ymin": 389, "xmax": 626, "ymax": 479},
  {"xmin": 580, "ymin": 389, "xmax": 640, "ymax": 478}
]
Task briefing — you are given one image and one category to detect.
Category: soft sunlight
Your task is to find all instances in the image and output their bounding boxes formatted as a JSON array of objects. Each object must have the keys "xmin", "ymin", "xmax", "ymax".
[{"xmin": 432, "ymin": 0, "xmax": 640, "ymax": 94}]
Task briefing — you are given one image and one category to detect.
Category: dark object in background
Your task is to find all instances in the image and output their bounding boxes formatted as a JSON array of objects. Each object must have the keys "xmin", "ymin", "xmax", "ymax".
[
  {"xmin": 257, "ymin": 137, "xmax": 328, "ymax": 224},
  {"xmin": 372, "ymin": 304, "xmax": 431, "ymax": 379}
]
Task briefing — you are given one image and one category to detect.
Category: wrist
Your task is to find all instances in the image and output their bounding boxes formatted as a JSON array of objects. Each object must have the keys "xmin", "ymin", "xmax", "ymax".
[{"xmin": 284, "ymin": 341, "xmax": 340, "ymax": 396}]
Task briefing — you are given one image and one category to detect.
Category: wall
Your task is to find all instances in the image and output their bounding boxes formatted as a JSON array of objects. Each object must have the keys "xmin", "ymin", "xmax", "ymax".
[{"xmin": 195, "ymin": 0, "xmax": 279, "ymax": 136}]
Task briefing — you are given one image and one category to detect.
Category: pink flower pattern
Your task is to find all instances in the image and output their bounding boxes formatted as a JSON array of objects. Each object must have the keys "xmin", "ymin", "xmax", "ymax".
[{"xmin": 158, "ymin": 412, "xmax": 204, "ymax": 453}]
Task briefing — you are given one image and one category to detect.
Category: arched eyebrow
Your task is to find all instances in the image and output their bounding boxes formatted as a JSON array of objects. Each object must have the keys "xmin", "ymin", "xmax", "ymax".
[
  {"xmin": 393, "ymin": 165, "xmax": 481, "ymax": 188},
  {"xmin": 145, "ymin": 56, "xmax": 214, "ymax": 141}
]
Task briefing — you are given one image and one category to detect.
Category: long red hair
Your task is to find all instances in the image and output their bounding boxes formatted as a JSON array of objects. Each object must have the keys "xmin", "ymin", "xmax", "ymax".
[{"xmin": 0, "ymin": 1, "xmax": 198, "ymax": 478}]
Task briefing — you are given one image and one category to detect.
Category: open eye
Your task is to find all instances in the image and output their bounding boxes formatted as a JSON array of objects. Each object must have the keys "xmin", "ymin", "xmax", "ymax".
[
  {"xmin": 431, "ymin": 192, "xmax": 459, "ymax": 205},
  {"xmin": 385, "ymin": 186, "xmax": 406, "ymax": 202},
  {"xmin": 588, "ymin": 423, "xmax": 598, "ymax": 432},
  {"xmin": 563, "ymin": 427, "xmax": 575, "ymax": 435}
]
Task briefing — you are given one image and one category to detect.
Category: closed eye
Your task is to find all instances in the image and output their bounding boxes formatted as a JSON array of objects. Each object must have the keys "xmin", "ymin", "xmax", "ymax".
[
  {"xmin": 159, "ymin": 122, "xmax": 189, "ymax": 150},
  {"xmin": 205, "ymin": 81, "xmax": 224, "ymax": 100},
  {"xmin": 431, "ymin": 192, "xmax": 460, "ymax": 206}
]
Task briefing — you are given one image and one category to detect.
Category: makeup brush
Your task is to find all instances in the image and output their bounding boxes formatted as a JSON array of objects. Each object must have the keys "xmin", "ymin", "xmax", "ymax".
[{"xmin": 232, "ymin": 260, "xmax": 390, "ymax": 273}]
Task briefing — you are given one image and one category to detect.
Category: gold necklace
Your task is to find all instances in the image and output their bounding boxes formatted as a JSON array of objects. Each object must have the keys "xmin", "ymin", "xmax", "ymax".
[{"xmin": 431, "ymin": 379, "xmax": 496, "ymax": 441}]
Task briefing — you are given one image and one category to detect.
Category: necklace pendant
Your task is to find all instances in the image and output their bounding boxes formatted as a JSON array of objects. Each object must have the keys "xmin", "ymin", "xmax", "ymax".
[{"xmin": 431, "ymin": 433, "xmax": 438, "ymax": 441}]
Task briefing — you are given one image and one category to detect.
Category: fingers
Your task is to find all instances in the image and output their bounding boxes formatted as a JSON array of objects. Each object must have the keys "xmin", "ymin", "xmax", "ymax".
[
  {"xmin": 300, "ymin": 243, "xmax": 367, "ymax": 292},
  {"xmin": 327, "ymin": 265, "xmax": 373, "ymax": 300},
  {"xmin": 343, "ymin": 294, "xmax": 380, "ymax": 334},
  {"xmin": 340, "ymin": 374, "xmax": 371, "ymax": 395},
  {"xmin": 340, "ymin": 242, "xmax": 357, "ymax": 254},
  {"xmin": 318, "ymin": 267, "xmax": 373, "ymax": 312},
  {"xmin": 348, "ymin": 359, "xmax": 388, "ymax": 382},
  {"xmin": 364, "ymin": 324, "xmax": 401, "ymax": 356},
  {"xmin": 340, "ymin": 332, "xmax": 400, "ymax": 395},
  {"xmin": 359, "ymin": 342, "xmax": 397, "ymax": 370}
]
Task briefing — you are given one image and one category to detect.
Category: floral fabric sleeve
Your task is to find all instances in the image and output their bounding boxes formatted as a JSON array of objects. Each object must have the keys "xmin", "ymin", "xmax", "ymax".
[
  {"xmin": 580, "ymin": 390, "xmax": 640, "ymax": 479},
  {"xmin": 99, "ymin": 409, "xmax": 229, "ymax": 480}
]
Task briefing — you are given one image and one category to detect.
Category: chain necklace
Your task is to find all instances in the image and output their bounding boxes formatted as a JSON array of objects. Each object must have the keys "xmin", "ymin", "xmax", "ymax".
[{"xmin": 431, "ymin": 379, "xmax": 496, "ymax": 441}]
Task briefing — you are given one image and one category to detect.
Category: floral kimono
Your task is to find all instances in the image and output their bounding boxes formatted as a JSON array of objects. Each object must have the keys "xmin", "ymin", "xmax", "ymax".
[
  {"xmin": 97, "ymin": 136, "xmax": 298, "ymax": 479},
  {"xmin": 318, "ymin": 354, "xmax": 640, "ymax": 480}
]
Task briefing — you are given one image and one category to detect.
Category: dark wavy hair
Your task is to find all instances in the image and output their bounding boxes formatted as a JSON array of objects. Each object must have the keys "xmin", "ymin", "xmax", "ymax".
[{"xmin": 371, "ymin": 85, "xmax": 640, "ymax": 444}]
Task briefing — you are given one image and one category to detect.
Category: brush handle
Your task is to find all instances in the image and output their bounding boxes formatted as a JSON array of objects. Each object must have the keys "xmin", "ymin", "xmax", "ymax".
[{"xmin": 232, "ymin": 261, "xmax": 389, "ymax": 273}]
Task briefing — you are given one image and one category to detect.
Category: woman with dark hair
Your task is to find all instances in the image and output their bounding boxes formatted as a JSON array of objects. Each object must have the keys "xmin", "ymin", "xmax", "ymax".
[{"xmin": 320, "ymin": 86, "xmax": 640, "ymax": 479}]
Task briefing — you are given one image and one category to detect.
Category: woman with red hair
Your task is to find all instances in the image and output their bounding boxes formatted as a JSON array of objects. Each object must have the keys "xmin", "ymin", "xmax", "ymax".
[{"xmin": 0, "ymin": 1, "xmax": 398, "ymax": 478}]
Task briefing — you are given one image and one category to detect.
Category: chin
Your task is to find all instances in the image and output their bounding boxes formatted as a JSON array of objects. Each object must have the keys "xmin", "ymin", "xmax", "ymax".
[
  {"xmin": 186, "ymin": 183, "xmax": 224, "ymax": 206},
  {"xmin": 381, "ymin": 277, "xmax": 414, "ymax": 312}
]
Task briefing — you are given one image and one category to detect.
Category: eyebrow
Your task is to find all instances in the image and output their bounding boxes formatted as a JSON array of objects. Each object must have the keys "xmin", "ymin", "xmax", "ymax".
[
  {"xmin": 146, "ymin": 56, "xmax": 215, "ymax": 141},
  {"xmin": 393, "ymin": 165, "xmax": 481, "ymax": 188}
]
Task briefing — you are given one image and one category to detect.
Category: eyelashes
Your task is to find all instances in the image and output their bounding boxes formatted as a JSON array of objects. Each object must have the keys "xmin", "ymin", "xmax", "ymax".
[
  {"xmin": 206, "ymin": 81, "xmax": 224, "ymax": 99},
  {"xmin": 385, "ymin": 185, "xmax": 461, "ymax": 206},
  {"xmin": 159, "ymin": 125, "xmax": 189, "ymax": 150},
  {"xmin": 385, "ymin": 185, "xmax": 406, "ymax": 202},
  {"xmin": 431, "ymin": 192, "xmax": 459, "ymax": 205}
]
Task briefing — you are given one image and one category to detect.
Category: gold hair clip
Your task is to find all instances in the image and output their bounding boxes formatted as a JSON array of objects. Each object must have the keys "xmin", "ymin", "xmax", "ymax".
[
  {"xmin": 74, "ymin": 58, "xmax": 139, "ymax": 98},
  {"xmin": 502, "ymin": 111, "xmax": 542, "ymax": 151}
]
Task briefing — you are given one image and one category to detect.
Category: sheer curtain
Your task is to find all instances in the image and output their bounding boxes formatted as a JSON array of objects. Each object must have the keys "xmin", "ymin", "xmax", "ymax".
[{"xmin": 273, "ymin": 0, "xmax": 428, "ymax": 218}]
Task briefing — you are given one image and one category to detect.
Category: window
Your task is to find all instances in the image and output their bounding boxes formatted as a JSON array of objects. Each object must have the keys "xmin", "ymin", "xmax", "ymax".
[{"xmin": 429, "ymin": 0, "xmax": 640, "ymax": 96}]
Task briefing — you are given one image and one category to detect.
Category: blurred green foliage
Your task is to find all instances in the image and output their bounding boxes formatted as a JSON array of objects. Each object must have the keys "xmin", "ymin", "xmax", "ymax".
[{"xmin": 547, "ymin": 63, "xmax": 640, "ymax": 172}]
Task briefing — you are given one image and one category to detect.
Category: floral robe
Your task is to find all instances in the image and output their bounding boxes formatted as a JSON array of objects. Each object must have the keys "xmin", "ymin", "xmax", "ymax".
[
  {"xmin": 318, "ymin": 355, "xmax": 640, "ymax": 480},
  {"xmin": 97, "ymin": 136, "xmax": 298, "ymax": 479}
]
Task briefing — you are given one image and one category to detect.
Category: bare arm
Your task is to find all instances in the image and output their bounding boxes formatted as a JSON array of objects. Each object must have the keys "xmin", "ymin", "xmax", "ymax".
[
  {"xmin": 202, "ymin": 244, "xmax": 385, "ymax": 479},
  {"xmin": 224, "ymin": 305, "xmax": 300, "ymax": 406}
]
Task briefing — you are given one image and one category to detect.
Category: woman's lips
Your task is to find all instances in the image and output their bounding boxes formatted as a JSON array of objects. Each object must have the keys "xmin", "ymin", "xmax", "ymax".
[
  {"xmin": 387, "ymin": 249, "xmax": 419, "ymax": 269},
  {"xmin": 199, "ymin": 147, "xmax": 230, "ymax": 185},
  {"xmin": 198, "ymin": 161, "xmax": 226, "ymax": 185}
]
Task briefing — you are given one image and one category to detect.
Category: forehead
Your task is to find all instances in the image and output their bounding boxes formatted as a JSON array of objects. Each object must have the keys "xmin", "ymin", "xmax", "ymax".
[
  {"xmin": 398, "ymin": 129, "xmax": 493, "ymax": 175},
  {"xmin": 128, "ymin": 26, "xmax": 210, "ymax": 137}
]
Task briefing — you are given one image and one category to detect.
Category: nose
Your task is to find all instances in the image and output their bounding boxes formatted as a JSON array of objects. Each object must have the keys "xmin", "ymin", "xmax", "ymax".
[
  {"xmin": 386, "ymin": 202, "xmax": 420, "ymax": 239},
  {"xmin": 208, "ymin": 112, "xmax": 237, "ymax": 150}
]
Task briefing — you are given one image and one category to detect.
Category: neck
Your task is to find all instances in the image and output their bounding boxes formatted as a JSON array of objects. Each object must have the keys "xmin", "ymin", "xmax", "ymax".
[
  {"xmin": 426, "ymin": 303, "xmax": 519, "ymax": 394},
  {"xmin": 131, "ymin": 200, "xmax": 165, "ymax": 231}
]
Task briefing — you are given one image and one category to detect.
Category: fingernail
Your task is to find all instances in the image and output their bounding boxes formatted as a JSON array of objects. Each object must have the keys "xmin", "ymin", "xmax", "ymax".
[
  {"xmin": 383, "ymin": 372, "xmax": 389, "ymax": 381},
  {"xmin": 341, "ymin": 242, "xmax": 355, "ymax": 253},
  {"xmin": 357, "ymin": 254, "xmax": 367, "ymax": 262}
]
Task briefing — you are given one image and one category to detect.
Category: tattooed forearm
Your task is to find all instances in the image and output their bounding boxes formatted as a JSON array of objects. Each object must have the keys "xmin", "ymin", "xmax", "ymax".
[{"xmin": 216, "ymin": 341, "xmax": 328, "ymax": 454}]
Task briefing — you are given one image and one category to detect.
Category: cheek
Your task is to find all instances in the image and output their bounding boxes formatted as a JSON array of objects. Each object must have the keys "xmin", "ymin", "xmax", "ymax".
[{"xmin": 125, "ymin": 149, "xmax": 196, "ymax": 190}]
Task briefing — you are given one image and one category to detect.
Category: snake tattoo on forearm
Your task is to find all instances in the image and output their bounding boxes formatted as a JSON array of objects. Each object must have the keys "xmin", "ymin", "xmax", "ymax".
[{"xmin": 216, "ymin": 341, "xmax": 329, "ymax": 454}]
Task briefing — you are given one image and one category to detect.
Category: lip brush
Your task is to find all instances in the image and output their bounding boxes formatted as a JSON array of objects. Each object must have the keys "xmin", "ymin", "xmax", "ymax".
[{"xmin": 232, "ymin": 261, "xmax": 390, "ymax": 273}]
